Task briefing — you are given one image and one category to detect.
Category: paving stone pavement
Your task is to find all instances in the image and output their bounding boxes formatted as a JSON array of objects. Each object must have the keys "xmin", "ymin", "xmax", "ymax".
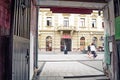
[
  {"xmin": 38, "ymin": 52, "xmax": 104, "ymax": 61},
  {"xmin": 40, "ymin": 62, "xmax": 103, "ymax": 76},
  {"xmin": 36, "ymin": 52, "xmax": 109, "ymax": 80}
]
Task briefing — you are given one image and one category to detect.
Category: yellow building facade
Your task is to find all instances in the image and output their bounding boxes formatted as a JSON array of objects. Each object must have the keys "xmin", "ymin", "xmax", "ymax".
[{"xmin": 38, "ymin": 8, "xmax": 104, "ymax": 52}]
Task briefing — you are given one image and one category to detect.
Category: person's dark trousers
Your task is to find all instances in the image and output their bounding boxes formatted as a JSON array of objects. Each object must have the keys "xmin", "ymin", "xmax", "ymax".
[
  {"xmin": 64, "ymin": 50, "xmax": 67, "ymax": 54},
  {"xmin": 91, "ymin": 51, "xmax": 97, "ymax": 58}
]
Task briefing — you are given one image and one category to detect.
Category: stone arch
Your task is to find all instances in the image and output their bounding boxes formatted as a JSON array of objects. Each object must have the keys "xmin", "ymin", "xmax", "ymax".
[
  {"xmin": 80, "ymin": 37, "xmax": 85, "ymax": 51},
  {"xmin": 46, "ymin": 36, "xmax": 52, "ymax": 51}
]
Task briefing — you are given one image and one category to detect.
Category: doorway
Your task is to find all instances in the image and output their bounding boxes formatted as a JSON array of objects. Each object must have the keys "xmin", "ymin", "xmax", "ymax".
[
  {"xmin": 46, "ymin": 36, "xmax": 52, "ymax": 51},
  {"xmin": 61, "ymin": 39, "xmax": 71, "ymax": 51},
  {"xmin": 80, "ymin": 37, "xmax": 85, "ymax": 51},
  {"xmin": 37, "ymin": 0, "xmax": 110, "ymax": 80}
]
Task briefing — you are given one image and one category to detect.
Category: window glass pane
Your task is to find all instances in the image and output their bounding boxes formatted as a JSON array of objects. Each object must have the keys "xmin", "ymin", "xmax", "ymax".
[
  {"xmin": 102, "ymin": 22, "xmax": 104, "ymax": 28},
  {"xmin": 47, "ymin": 17, "xmax": 52, "ymax": 26},
  {"xmin": 64, "ymin": 17, "xmax": 69, "ymax": 27},
  {"xmin": 92, "ymin": 19, "xmax": 96, "ymax": 28},
  {"xmin": 80, "ymin": 18, "xmax": 85, "ymax": 27}
]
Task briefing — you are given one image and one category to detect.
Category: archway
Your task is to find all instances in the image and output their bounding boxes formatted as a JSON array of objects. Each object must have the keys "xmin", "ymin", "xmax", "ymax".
[
  {"xmin": 1, "ymin": 0, "xmax": 116, "ymax": 80},
  {"xmin": 37, "ymin": 0, "xmax": 115, "ymax": 80},
  {"xmin": 46, "ymin": 36, "xmax": 52, "ymax": 51},
  {"xmin": 61, "ymin": 35, "xmax": 71, "ymax": 51},
  {"xmin": 80, "ymin": 37, "xmax": 85, "ymax": 51}
]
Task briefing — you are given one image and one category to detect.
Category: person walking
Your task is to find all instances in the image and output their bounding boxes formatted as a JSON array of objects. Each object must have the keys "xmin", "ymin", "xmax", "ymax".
[
  {"xmin": 90, "ymin": 43, "xmax": 97, "ymax": 58},
  {"xmin": 87, "ymin": 44, "xmax": 91, "ymax": 57},
  {"xmin": 64, "ymin": 44, "xmax": 68, "ymax": 54}
]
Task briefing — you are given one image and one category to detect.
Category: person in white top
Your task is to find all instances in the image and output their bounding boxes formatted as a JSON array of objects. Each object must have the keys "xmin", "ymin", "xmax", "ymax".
[{"xmin": 90, "ymin": 43, "xmax": 97, "ymax": 58}]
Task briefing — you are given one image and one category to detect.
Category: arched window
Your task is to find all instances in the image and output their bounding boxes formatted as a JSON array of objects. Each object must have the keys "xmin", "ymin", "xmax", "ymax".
[
  {"xmin": 80, "ymin": 37, "xmax": 85, "ymax": 50},
  {"xmin": 46, "ymin": 36, "xmax": 52, "ymax": 51},
  {"xmin": 81, "ymin": 37, "xmax": 85, "ymax": 40}
]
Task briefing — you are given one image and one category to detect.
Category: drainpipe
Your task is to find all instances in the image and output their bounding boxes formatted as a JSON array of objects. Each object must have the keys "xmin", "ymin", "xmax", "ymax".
[{"xmin": 35, "ymin": 6, "xmax": 39, "ymax": 68}]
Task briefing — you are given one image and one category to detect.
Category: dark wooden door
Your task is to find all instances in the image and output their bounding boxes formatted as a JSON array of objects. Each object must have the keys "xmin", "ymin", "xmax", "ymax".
[{"xmin": 11, "ymin": 0, "xmax": 31, "ymax": 80}]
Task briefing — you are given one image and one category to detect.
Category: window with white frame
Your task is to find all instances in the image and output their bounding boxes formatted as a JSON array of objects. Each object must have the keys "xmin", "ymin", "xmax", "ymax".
[
  {"xmin": 46, "ymin": 17, "xmax": 52, "ymax": 26},
  {"xmin": 92, "ymin": 19, "xmax": 96, "ymax": 28},
  {"xmin": 63, "ymin": 17, "xmax": 69, "ymax": 27},
  {"xmin": 80, "ymin": 18, "xmax": 85, "ymax": 27}
]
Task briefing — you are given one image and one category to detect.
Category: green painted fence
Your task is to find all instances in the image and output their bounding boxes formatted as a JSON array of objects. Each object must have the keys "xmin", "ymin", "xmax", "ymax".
[{"xmin": 115, "ymin": 16, "xmax": 120, "ymax": 40}]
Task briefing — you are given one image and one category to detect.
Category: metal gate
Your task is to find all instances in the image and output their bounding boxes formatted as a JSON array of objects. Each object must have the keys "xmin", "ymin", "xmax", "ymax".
[{"xmin": 11, "ymin": 0, "xmax": 31, "ymax": 80}]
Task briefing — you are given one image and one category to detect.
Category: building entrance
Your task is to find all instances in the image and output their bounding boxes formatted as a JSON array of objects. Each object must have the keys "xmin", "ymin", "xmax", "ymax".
[{"xmin": 61, "ymin": 39, "xmax": 71, "ymax": 51}]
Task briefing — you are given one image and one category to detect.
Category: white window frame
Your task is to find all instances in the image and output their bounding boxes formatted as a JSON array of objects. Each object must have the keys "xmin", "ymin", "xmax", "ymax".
[
  {"xmin": 79, "ymin": 18, "xmax": 85, "ymax": 27},
  {"xmin": 63, "ymin": 17, "xmax": 69, "ymax": 27},
  {"xmin": 92, "ymin": 19, "xmax": 96, "ymax": 28},
  {"xmin": 46, "ymin": 17, "xmax": 52, "ymax": 26}
]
